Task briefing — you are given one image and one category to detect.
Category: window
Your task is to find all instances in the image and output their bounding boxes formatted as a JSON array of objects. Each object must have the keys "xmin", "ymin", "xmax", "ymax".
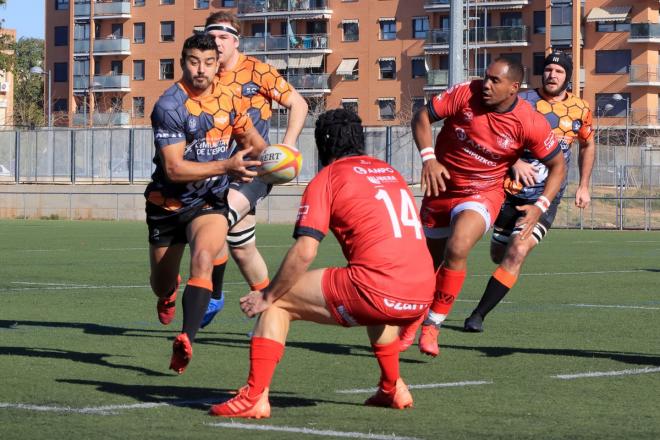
[
  {"xmin": 133, "ymin": 60, "xmax": 145, "ymax": 80},
  {"xmin": 380, "ymin": 19, "xmax": 396, "ymax": 40},
  {"xmin": 111, "ymin": 23, "xmax": 123, "ymax": 39},
  {"xmin": 502, "ymin": 52, "xmax": 522, "ymax": 63},
  {"xmin": 342, "ymin": 20, "xmax": 359, "ymax": 42},
  {"xmin": 161, "ymin": 0, "xmax": 174, "ymax": 4},
  {"xmin": 411, "ymin": 57, "xmax": 426, "ymax": 78},
  {"xmin": 533, "ymin": 11, "xmax": 545, "ymax": 34},
  {"xmin": 251, "ymin": 23, "xmax": 266, "ymax": 37},
  {"xmin": 341, "ymin": 99, "xmax": 358, "ymax": 115},
  {"xmin": 133, "ymin": 97, "xmax": 145, "ymax": 118},
  {"xmin": 134, "ymin": 23, "xmax": 145, "ymax": 44},
  {"xmin": 111, "ymin": 60, "xmax": 123, "ymax": 75},
  {"xmin": 411, "ymin": 97, "xmax": 425, "ymax": 115},
  {"xmin": 596, "ymin": 21, "xmax": 631, "ymax": 33},
  {"xmin": 551, "ymin": 5, "xmax": 571, "ymax": 25},
  {"xmin": 412, "ymin": 17, "xmax": 429, "ymax": 39},
  {"xmin": 134, "ymin": 0, "xmax": 145, "ymax": 6},
  {"xmin": 222, "ymin": 0, "xmax": 235, "ymax": 6},
  {"xmin": 160, "ymin": 59, "xmax": 174, "ymax": 79},
  {"xmin": 54, "ymin": 26, "xmax": 68, "ymax": 46},
  {"xmin": 55, "ymin": 0, "xmax": 69, "ymax": 10},
  {"xmin": 337, "ymin": 59, "xmax": 359, "ymax": 80},
  {"xmin": 500, "ymin": 12, "xmax": 523, "ymax": 27},
  {"xmin": 195, "ymin": 0, "xmax": 209, "ymax": 8},
  {"xmin": 53, "ymin": 99, "xmax": 68, "ymax": 112},
  {"xmin": 595, "ymin": 50, "xmax": 631, "ymax": 74},
  {"xmin": 378, "ymin": 98, "xmax": 396, "ymax": 120},
  {"xmin": 533, "ymin": 52, "xmax": 545, "ymax": 76},
  {"xmin": 595, "ymin": 93, "xmax": 630, "ymax": 117},
  {"xmin": 379, "ymin": 58, "xmax": 396, "ymax": 80},
  {"xmin": 161, "ymin": 21, "xmax": 175, "ymax": 42},
  {"xmin": 110, "ymin": 96, "xmax": 123, "ymax": 111},
  {"xmin": 54, "ymin": 63, "xmax": 68, "ymax": 82}
]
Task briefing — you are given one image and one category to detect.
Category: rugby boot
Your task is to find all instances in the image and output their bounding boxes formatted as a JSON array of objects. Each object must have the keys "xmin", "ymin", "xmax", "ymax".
[
  {"xmin": 398, "ymin": 313, "xmax": 425, "ymax": 352},
  {"xmin": 418, "ymin": 324, "xmax": 440, "ymax": 357},
  {"xmin": 209, "ymin": 386, "xmax": 271, "ymax": 419},
  {"xmin": 464, "ymin": 312, "xmax": 484, "ymax": 333},
  {"xmin": 157, "ymin": 275, "xmax": 181, "ymax": 325},
  {"xmin": 364, "ymin": 378, "xmax": 413, "ymax": 409},
  {"xmin": 200, "ymin": 292, "xmax": 225, "ymax": 329},
  {"xmin": 169, "ymin": 333, "xmax": 192, "ymax": 374}
]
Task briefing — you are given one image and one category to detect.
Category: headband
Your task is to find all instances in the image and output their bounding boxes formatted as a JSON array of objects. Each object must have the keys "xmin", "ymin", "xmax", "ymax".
[{"xmin": 205, "ymin": 24, "xmax": 239, "ymax": 40}]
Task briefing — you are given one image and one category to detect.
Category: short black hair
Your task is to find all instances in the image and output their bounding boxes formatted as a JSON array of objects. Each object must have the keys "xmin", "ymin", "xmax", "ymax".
[
  {"xmin": 181, "ymin": 33, "xmax": 218, "ymax": 60},
  {"xmin": 493, "ymin": 56, "xmax": 524, "ymax": 84},
  {"xmin": 314, "ymin": 109, "xmax": 365, "ymax": 166}
]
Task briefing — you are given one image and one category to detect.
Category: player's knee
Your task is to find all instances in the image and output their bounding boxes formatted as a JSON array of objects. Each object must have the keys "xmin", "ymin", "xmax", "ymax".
[
  {"xmin": 189, "ymin": 249, "xmax": 215, "ymax": 277},
  {"xmin": 444, "ymin": 241, "xmax": 471, "ymax": 266},
  {"xmin": 504, "ymin": 240, "xmax": 531, "ymax": 268}
]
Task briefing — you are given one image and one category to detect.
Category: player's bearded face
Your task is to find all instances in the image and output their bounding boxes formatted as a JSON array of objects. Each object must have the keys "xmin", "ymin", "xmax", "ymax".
[
  {"xmin": 542, "ymin": 64, "xmax": 568, "ymax": 97},
  {"xmin": 182, "ymin": 49, "xmax": 217, "ymax": 91}
]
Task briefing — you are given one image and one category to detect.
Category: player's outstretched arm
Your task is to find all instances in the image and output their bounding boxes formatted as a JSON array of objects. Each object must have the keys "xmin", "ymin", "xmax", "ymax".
[
  {"xmin": 411, "ymin": 107, "xmax": 450, "ymax": 197},
  {"xmin": 239, "ymin": 235, "xmax": 319, "ymax": 318},
  {"xmin": 280, "ymin": 89, "xmax": 308, "ymax": 147},
  {"xmin": 575, "ymin": 137, "xmax": 595, "ymax": 208}
]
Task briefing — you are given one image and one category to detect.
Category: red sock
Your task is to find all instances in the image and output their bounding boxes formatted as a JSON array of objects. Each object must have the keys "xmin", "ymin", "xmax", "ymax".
[
  {"xmin": 430, "ymin": 266, "xmax": 467, "ymax": 315},
  {"xmin": 246, "ymin": 337, "xmax": 284, "ymax": 399},
  {"xmin": 372, "ymin": 338, "xmax": 400, "ymax": 393}
]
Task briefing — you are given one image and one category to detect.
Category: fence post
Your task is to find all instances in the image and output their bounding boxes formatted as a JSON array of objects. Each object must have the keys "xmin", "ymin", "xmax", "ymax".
[
  {"xmin": 385, "ymin": 126, "xmax": 392, "ymax": 163},
  {"xmin": 129, "ymin": 128, "xmax": 135, "ymax": 184},
  {"xmin": 14, "ymin": 130, "xmax": 20, "ymax": 183},
  {"xmin": 71, "ymin": 130, "xmax": 76, "ymax": 184}
]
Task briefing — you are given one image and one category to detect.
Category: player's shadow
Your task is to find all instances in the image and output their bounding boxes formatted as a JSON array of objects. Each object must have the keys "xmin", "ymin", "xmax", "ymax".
[
  {"xmin": 197, "ymin": 332, "xmax": 427, "ymax": 364},
  {"xmin": 59, "ymin": 379, "xmax": 359, "ymax": 410},
  {"xmin": 0, "ymin": 319, "xmax": 170, "ymax": 339},
  {"xmin": 0, "ymin": 346, "xmax": 168, "ymax": 376}
]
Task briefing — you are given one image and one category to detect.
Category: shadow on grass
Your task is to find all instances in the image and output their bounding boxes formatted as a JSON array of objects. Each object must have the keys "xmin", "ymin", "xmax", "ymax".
[
  {"xmin": 58, "ymin": 379, "xmax": 359, "ymax": 410},
  {"xmin": 0, "ymin": 319, "xmax": 170, "ymax": 338},
  {"xmin": 0, "ymin": 346, "xmax": 168, "ymax": 376}
]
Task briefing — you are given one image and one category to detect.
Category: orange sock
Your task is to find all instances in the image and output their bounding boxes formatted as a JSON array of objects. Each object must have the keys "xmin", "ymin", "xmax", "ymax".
[
  {"xmin": 246, "ymin": 337, "xmax": 284, "ymax": 399},
  {"xmin": 429, "ymin": 266, "xmax": 467, "ymax": 315},
  {"xmin": 372, "ymin": 339, "xmax": 401, "ymax": 393}
]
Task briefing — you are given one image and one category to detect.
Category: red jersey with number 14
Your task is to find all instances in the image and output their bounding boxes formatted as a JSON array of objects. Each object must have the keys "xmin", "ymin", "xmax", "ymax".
[
  {"xmin": 294, "ymin": 155, "xmax": 435, "ymax": 304},
  {"xmin": 428, "ymin": 80, "xmax": 560, "ymax": 196}
]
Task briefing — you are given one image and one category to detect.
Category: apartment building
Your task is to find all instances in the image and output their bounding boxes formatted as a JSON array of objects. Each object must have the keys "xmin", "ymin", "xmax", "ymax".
[{"xmin": 44, "ymin": 0, "xmax": 660, "ymax": 128}]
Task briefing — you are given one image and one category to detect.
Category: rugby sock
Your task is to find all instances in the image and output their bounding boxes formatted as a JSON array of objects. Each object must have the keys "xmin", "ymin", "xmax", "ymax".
[
  {"xmin": 181, "ymin": 277, "xmax": 212, "ymax": 342},
  {"xmin": 371, "ymin": 339, "xmax": 400, "ymax": 393},
  {"xmin": 249, "ymin": 277, "xmax": 270, "ymax": 292},
  {"xmin": 428, "ymin": 266, "xmax": 467, "ymax": 323},
  {"xmin": 247, "ymin": 337, "xmax": 284, "ymax": 399},
  {"xmin": 473, "ymin": 266, "xmax": 518, "ymax": 319},
  {"xmin": 211, "ymin": 256, "xmax": 228, "ymax": 300}
]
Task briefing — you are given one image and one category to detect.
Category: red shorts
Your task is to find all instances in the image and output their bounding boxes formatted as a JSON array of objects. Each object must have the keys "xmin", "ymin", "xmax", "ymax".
[
  {"xmin": 420, "ymin": 188, "xmax": 505, "ymax": 239},
  {"xmin": 322, "ymin": 267, "xmax": 430, "ymax": 327}
]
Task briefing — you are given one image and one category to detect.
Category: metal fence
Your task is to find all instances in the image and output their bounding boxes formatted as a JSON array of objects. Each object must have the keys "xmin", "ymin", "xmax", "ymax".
[{"xmin": 1, "ymin": 126, "xmax": 659, "ymax": 229}]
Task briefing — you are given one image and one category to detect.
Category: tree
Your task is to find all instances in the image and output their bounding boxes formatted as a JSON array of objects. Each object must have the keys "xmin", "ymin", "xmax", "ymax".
[{"xmin": 12, "ymin": 38, "xmax": 45, "ymax": 127}]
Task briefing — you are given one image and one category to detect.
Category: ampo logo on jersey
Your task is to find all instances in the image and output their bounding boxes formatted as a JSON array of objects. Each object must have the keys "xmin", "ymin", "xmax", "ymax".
[{"xmin": 353, "ymin": 166, "xmax": 368, "ymax": 175}]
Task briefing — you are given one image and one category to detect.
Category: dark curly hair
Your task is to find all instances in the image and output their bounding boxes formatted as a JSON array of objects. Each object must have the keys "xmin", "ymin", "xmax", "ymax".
[
  {"xmin": 181, "ymin": 33, "xmax": 218, "ymax": 59},
  {"xmin": 314, "ymin": 109, "xmax": 365, "ymax": 166}
]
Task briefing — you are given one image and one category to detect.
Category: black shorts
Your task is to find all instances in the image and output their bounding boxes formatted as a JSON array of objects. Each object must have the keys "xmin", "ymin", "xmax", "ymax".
[
  {"xmin": 492, "ymin": 195, "xmax": 560, "ymax": 245},
  {"xmin": 146, "ymin": 199, "xmax": 228, "ymax": 247}
]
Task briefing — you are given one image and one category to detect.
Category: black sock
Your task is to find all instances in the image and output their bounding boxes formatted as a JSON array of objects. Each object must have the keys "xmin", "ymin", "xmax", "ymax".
[
  {"xmin": 473, "ymin": 276, "xmax": 511, "ymax": 319},
  {"xmin": 211, "ymin": 262, "xmax": 227, "ymax": 300},
  {"xmin": 181, "ymin": 284, "xmax": 211, "ymax": 342}
]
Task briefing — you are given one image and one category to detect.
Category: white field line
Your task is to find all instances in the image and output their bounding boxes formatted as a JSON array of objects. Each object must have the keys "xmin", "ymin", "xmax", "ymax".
[
  {"xmin": 471, "ymin": 269, "xmax": 647, "ymax": 278},
  {"xmin": 336, "ymin": 380, "xmax": 492, "ymax": 395},
  {"xmin": 0, "ymin": 401, "xmax": 169, "ymax": 415},
  {"xmin": 553, "ymin": 366, "xmax": 660, "ymax": 380},
  {"xmin": 207, "ymin": 422, "xmax": 423, "ymax": 440},
  {"xmin": 11, "ymin": 281, "xmax": 93, "ymax": 287},
  {"xmin": 566, "ymin": 303, "xmax": 660, "ymax": 310}
]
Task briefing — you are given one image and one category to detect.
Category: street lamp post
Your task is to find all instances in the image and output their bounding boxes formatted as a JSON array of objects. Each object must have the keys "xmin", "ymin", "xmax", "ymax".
[{"xmin": 29, "ymin": 66, "xmax": 52, "ymax": 127}]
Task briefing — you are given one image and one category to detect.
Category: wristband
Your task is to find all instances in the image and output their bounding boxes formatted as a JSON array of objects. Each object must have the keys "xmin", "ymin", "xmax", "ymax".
[
  {"xmin": 420, "ymin": 147, "xmax": 436, "ymax": 163},
  {"xmin": 534, "ymin": 195, "xmax": 550, "ymax": 213}
]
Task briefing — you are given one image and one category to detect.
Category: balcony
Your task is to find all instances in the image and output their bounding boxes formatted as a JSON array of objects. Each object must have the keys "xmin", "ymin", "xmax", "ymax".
[
  {"xmin": 74, "ymin": 38, "xmax": 131, "ymax": 56},
  {"xmin": 72, "ymin": 111, "xmax": 130, "ymax": 127},
  {"xmin": 286, "ymin": 74, "xmax": 330, "ymax": 94},
  {"xmin": 94, "ymin": 1, "xmax": 131, "ymax": 19},
  {"xmin": 240, "ymin": 33, "xmax": 330, "ymax": 54},
  {"xmin": 629, "ymin": 23, "xmax": 660, "ymax": 43},
  {"xmin": 424, "ymin": 29, "xmax": 449, "ymax": 53},
  {"xmin": 423, "ymin": 69, "xmax": 449, "ymax": 92},
  {"xmin": 73, "ymin": 75, "xmax": 130, "ymax": 93},
  {"xmin": 74, "ymin": 1, "xmax": 91, "ymax": 17},
  {"xmin": 424, "ymin": 26, "xmax": 528, "ymax": 52},
  {"xmin": 237, "ymin": 0, "xmax": 331, "ymax": 18},
  {"xmin": 424, "ymin": 0, "xmax": 529, "ymax": 11},
  {"xmin": 628, "ymin": 64, "xmax": 660, "ymax": 87}
]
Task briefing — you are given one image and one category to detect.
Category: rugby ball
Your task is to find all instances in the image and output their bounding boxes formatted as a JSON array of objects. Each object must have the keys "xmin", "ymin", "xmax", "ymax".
[{"xmin": 258, "ymin": 144, "xmax": 302, "ymax": 185}]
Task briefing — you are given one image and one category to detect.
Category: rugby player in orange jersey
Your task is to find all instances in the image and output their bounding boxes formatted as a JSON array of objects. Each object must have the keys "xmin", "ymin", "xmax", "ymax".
[
  {"xmin": 209, "ymin": 109, "xmax": 435, "ymax": 419},
  {"xmin": 403, "ymin": 57, "xmax": 567, "ymax": 356},
  {"xmin": 198, "ymin": 12, "xmax": 308, "ymax": 329}
]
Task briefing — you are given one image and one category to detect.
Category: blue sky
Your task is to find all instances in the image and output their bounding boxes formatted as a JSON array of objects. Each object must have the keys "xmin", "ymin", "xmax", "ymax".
[{"xmin": 1, "ymin": 0, "xmax": 45, "ymax": 40}]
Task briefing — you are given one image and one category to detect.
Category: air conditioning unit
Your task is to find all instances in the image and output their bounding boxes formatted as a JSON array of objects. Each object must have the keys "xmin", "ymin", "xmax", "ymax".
[{"xmin": 0, "ymin": 82, "xmax": 8, "ymax": 93}]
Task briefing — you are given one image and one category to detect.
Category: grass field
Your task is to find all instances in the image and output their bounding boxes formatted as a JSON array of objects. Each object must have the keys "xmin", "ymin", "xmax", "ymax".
[{"xmin": 0, "ymin": 220, "xmax": 658, "ymax": 440}]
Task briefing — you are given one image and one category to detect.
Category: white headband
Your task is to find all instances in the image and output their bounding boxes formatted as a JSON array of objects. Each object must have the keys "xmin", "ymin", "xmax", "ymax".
[{"xmin": 205, "ymin": 24, "xmax": 240, "ymax": 41}]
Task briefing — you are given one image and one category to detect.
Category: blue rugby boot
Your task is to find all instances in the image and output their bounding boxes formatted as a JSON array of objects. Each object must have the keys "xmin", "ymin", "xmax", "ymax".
[{"xmin": 200, "ymin": 292, "xmax": 225, "ymax": 329}]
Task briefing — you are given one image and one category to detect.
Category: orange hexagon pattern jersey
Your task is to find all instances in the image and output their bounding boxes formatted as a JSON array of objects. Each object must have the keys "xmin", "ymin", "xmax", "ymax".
[{"xmin": 218, "ymin": 54, "xmax": 294, "ymax": 143}]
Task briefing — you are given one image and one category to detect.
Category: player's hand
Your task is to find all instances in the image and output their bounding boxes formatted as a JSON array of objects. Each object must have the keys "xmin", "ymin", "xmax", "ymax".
[
  {"xmin": 239, "ymin": 290, "xmax": 272, "ymax": 318},
  {"xmin": 511, "ymin": 160, "xmax": 539, "ymax": 187},
  {"xmin": 514, "ymin": 204, "xmax": 543, "ymax": 240},
  {"xmin": 226, "ymin": 147, "xmax": 261, "ymax": 182},
  {"xmin": 421, "ymin": 160, "xmax": 450, "ymax": 197},
  {"xmin": 574, "ymin": 185, "xmax": 591, "ymax": 209}
]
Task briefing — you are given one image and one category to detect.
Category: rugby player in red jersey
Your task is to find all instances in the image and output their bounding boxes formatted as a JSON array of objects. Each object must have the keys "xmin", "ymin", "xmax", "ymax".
[
  {"xmin": 404, "ymin": 57, "xmax": 566, "ymax": 356},
  {"xmin": 208, "ymin": 109, "xmax": 436, "ymax": 418}
]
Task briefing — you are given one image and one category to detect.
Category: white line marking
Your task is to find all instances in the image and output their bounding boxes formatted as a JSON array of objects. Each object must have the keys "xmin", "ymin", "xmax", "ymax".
[
  {"xmin": 207, "ymin": 422, "xmax": 424, "ymax": 440},
  {"xmin": 553, "ymin": 366, "xmax": 660, "ymax": 380},
  {"xmin": 566, "ymin": 303, "xmax": 660, "ymax": 310},
  {"xmin": 11, "ymin": 281, "xmax": 92, "ymax": 287},
  {"xmin": 336, "ymin": 380, "xmax": 492, "ymax": 394},
  {"xmin": 472, "ymin": 269, "xmax": 646, "ymax": 278},
  {"xmin": 0, "ymin": 402, "xmax": 169, "ymax": 415},
  {"xmin": 99, "ymin": 247, "xmax": 148, "ymax": 251},
  {"xmin": 17, "ymin": 249, "xmax": 68, "ymax": 252},
  {"xmin": 0, "ymin": 285, "xmax": 150, "ymax": 292}
]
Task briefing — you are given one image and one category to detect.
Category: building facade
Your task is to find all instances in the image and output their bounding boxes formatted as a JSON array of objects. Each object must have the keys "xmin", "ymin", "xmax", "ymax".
[
  {"xmin": 44, "ymin": 0, "xmax": 660, "ymax": 128},
  {"xmin": 0, "ymin": 28, "xmax": 15, "ymax": 128}
]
